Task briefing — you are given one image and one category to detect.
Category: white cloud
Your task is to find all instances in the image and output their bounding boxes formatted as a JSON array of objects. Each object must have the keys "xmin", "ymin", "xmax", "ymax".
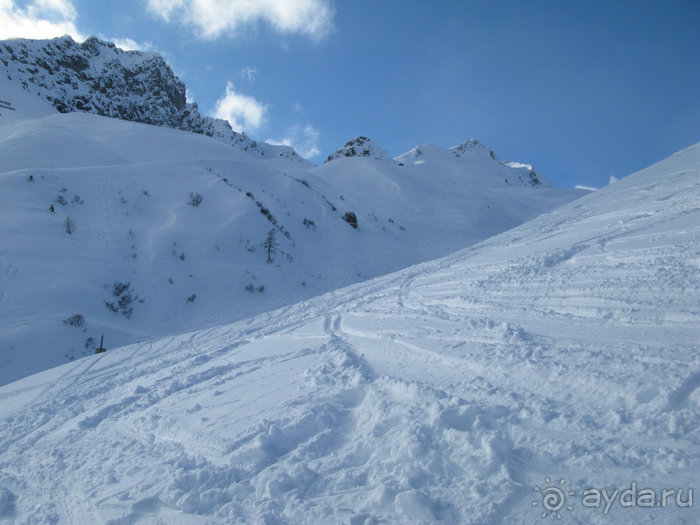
[
  {"xmin": 268, "ymin": 123, "xmax": 320, "ymax": 159},
  {"xmin": 211, "ymin": 81, "xmax": 267, "ymax": 133},
  {"xmin": 0, "ymin": 0, "xmax": 85, "ymax": 40},
  {"xmin": 608, "ymin": 175, "xmax": 620, "ymax": 185},
  {"xmin": 574, "ymin": 184, "xmax": 597, "ymax": 191},
  {"xmin": 145, "ymin": 0, "xmax": 334, "ymax": 40}
]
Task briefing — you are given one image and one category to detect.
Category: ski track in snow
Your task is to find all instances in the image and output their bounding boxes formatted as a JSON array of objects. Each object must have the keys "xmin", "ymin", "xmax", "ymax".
[{"xmin": 0, "ymin": 147, "xmax": 698, "ymax": 523}]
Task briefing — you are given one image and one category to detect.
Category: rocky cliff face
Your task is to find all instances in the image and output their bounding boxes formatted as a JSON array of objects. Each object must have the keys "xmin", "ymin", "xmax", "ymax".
[{"xmin": 0, "ymin": 36, "xmax": 303, "ymax": 161}]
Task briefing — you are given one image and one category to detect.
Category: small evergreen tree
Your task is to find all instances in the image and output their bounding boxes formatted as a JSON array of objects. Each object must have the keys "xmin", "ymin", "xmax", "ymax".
[
  {"xmin": 263, "ymin": 229, "xmax": 278, "ymax": 263},
  {"xmin": 64, "ymin": 216, "xmax": 75, "ymax": 234}
]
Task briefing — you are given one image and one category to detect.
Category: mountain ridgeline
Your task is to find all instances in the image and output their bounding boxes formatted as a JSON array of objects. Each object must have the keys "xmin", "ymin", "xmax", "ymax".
[
  {"xmin": 0, "ymin": 35, "xmax": 303, "ymax": 161},
  {"xmin": 325, "ymin": 136, "xmax": 550, "ymax": 188}
]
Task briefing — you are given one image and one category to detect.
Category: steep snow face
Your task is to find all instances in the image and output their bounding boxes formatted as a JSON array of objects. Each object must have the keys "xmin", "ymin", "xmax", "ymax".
[
  {"xmin": 0, "ymin": 107, "xmax": 586, "ymax": 385},
  {"xmin": 0, "ymin": 36, "xmax": 304, "ymax": 162},
  {"xmin": 324, "ymin": 136, "xmax": 395, "ymax": 163},
  {"xmin": 397, "ymin": 139, "xmax": 553, "ymax": 188},
  {"xmin": 0, "ymin": 145, "xmax": 696, "ymax": 524}
]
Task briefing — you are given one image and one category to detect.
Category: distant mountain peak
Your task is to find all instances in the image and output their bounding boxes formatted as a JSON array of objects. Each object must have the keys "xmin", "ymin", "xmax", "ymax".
[
  {"xmin": 450, "ymin": 139, "xmax": 497, "ymax": 160},
  {"xmin": 0, "ymin": 35, "xmax": 306, "ymax": 162},
  {"xmin": 324, "ymin": 136, "xmax": 394, "ymax": 164},
  {"xmin": 394, "ymin": 140, "xmax": 552, "ymax": 188}
]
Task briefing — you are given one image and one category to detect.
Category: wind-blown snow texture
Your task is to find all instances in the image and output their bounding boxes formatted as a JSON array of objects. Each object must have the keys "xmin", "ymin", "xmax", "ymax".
[
  {"xmin": 0, "ymin": 37, "xmax": 585, "ymax": 385},
  {"xmin": 0, "ymin": 144, "xmax": 697, "ymax": 524}
]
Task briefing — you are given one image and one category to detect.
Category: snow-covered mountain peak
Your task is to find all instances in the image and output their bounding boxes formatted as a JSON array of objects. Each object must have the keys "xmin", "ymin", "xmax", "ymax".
[
  {"xmin": 449, "ymin": 138, "xmax": 497, "ymax": 159},
  {"xmin": 396, "ymin": 140, "xmax": 496, "ymax": 165},
  {"xmin": 396, "ymin": 143, "xmax": 442, "ymax": 162},
  {"xmin": 0, "ymin": 36, "xmax": 307, "ymax": 163},
  {"xmin": 324, "ymin": 136, "xmax": 394, "ymax": 163},
  {"xmin": 395, "ymin": 139, "xmax": 553, "ymax": 188}
]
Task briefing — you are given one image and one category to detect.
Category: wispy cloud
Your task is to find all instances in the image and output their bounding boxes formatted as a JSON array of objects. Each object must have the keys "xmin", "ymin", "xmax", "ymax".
[
  {"xmin": 239, "ymin": 66, "xmax": 258, "ymax": 83},
  {"xmin": 574, "ymin": 184, "xmax": 597, "ymax": 191},
  {"xmin": 145, "ymin": 0, "xmax": 334, "ymax": 40},
  {"xmin": 268, "ymin": 124, "xmax": 320, "ymax": 159},
  {"xmin": 608, "ymin": 175, "xmax": 620, "ymax": 185},
  {"xmin": 211, "ymin": 81, "xmax": 267, "ymax": 133},
  {"xmin": 0, "ymin": 0, "xmax": 85, "ymax": 41},
  {"xmin": 108, "ymin": 36, "xmax": 159, "ymax": 53}
]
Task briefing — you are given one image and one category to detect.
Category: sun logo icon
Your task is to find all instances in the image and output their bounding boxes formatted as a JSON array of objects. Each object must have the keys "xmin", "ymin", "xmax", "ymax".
[{"xmin": 532, "ymin": 477, "xmax": 575, "ymax": 519}]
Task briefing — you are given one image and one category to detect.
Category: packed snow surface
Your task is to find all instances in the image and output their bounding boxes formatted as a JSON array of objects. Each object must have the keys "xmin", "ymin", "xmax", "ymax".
[{"xmin": 0, "ymin": 144, "xmax": 697, "ymax": 523}]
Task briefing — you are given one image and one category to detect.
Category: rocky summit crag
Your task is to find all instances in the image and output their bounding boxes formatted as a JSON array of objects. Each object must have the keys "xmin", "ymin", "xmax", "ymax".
[
  {"xmin": 324, "ymin": 136, "xmax": 395, "ymax": 164},
  {"xmin": 0, "ymin": 35, "xmax": 303, "ymax": 161}
]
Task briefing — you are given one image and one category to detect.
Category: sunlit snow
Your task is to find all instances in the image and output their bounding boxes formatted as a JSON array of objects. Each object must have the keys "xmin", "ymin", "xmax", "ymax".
[
  {"xmin": 0, "ymin": 143, "xmax": 697, "ymax": 523},
  {"xmin": 0, "ymin": 36, "xmax": 697, "ymax": 525}
]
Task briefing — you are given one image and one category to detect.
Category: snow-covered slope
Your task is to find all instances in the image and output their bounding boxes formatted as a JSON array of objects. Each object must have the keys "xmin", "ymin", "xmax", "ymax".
[
  {"xmin": 0, "ymin": 67, "xmax": 584, "ymax": 385},
  {"xmin": 0, "ymin": 36, "xmax": 304, "ymax": 162},
  {"xmin": 0, "ymin": 144, "xmax": 697, "ymax": 524}
]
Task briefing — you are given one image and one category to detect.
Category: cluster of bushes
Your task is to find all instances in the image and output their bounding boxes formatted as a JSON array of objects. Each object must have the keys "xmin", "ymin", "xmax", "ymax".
[
  {"xmin": 188, "ymin": 192, "xmax": 203, "ymax": 207},
  {"xmin": 63, "ymin": 314, "xmax": 85, "ymax": 327},
  {"xmin": 343, "ymin": 211, "xmax": 358, "ymax": 229},
  {"xmin": 104, "ymin": 281, "xmax": 139, "ymax": 318}
]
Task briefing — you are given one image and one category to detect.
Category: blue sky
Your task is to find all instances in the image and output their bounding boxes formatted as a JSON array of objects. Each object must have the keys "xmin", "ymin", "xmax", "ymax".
[{"xmin": 1, "ymin": 0, "xmax": 698, "ymax": 188}]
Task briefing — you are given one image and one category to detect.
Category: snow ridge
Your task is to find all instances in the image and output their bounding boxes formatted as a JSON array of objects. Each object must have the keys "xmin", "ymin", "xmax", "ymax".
[
  {"xmin": 396, "ymin": 140, "xmax": 552, "ymax": 188},
  {"xmin": 0, "ymin": 36, "xmax": 303, "ymax": 162}
]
